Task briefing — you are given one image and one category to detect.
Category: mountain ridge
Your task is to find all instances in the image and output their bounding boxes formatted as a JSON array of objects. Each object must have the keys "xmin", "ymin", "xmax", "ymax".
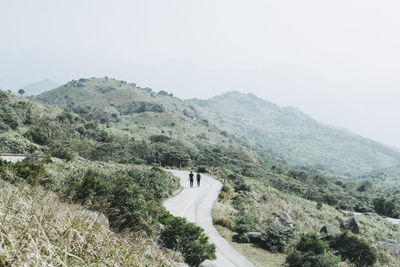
[{"xmin": 187, "ymin": 91, "xmax": 400, "ymax": 176}]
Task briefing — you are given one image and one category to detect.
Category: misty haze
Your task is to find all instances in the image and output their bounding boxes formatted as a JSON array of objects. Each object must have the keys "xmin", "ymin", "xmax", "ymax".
[{"xmin": 1, "ymin": 1, "xmax": 400, "ymax": 266}]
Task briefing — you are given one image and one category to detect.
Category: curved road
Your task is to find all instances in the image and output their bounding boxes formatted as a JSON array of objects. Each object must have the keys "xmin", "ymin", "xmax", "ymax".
[{"xmin": 164, "ymin": 170, "xmax": 256, "ymax": 267}]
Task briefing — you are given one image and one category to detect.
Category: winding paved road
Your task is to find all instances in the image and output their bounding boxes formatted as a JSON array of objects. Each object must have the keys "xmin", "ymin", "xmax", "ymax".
[{"xmin": 164, "ymin": 170, "xmax": 256, "ymax": 267}]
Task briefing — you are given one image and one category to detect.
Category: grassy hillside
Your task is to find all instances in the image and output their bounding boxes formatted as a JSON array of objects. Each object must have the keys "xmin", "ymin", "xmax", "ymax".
[
  {"xmin": 34, "ymin": 77, "xmax": 229, "ymax": 145},
  {"xmin": 187, "ymin": 91, "xmax": 400, "ymax": 176},
  {"xmin": 3, "ymin": 79, "xmax": 400, "ymax": 266}
]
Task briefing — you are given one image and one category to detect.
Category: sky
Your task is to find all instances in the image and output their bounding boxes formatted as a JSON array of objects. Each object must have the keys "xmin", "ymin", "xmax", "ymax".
[{"xmin": 1, "ymin": 0, "xmax": 400, "ymax": 148}]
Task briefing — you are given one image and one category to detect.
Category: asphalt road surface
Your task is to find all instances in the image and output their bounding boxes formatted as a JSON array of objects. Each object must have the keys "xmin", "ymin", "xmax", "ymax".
[{"xmin": 164, "ymin": 170, "xmax": 256, "ymax": 267}]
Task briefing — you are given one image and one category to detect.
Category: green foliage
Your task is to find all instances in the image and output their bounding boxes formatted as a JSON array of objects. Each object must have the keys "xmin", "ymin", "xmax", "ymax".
[
  {"xmin": 258, "ymin": 224, "xmax": 294, "ymax": 252},
  {"xmin": 233, "ymin": 210, "xmax": 258, "ymax": 235},
  {"xmin": 160, "ymin": 214, "xmax": 216, "ymax": 266},
  {"xmin": 221, "ymin": 183, "xmax": 233, "ymax": 193},
  {"xmin": 286, "ymin": 234, "xmax": 339, "ymax": 267},
  {"xmin": 286, "ymin": 250, "xmax": 339, "ymax": 267},
  {"xmin": 330, "ymin": 232, "xmax": 377, "ymax": 267},
  {"xmin": 72, "ymin": 170, "xmax": 108, "ymax": 203},
  {"xmin": 373, "ymin": 197, "xmax": 400, "ymax": 218},
  {"xmin": 0, "ymin": 159, "xmax": 50, "ymax": 186},
  {"xmin": 24, "ymin": 127, "xmax": 49, "ymax": 145},
  {"xmin": 296, "ymin": 234, "xmax": 327, "ymax": 255},
  {"xmin": 49, "ymin": 143, "xmax": 77, "ymax": 161}
]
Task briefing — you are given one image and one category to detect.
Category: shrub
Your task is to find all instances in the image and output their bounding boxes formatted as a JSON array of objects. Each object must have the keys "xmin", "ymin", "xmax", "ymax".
[
  {"xmin": 221, "ymin": 184, "xmax": 233, "ymax": 193},
  {"xmin": 259, "ymin": 223, "xmax": 294, "ymax": 252},
  {"xmin": 72, "ymin": 170, "xmax": 108, "ymax": 203},
  {"xmin": 286, "ymin": 250, "xmax": 339, "ymax": 267},
  {"xmin": 330, "ymin": 232, "xmax": 377, "ymax": 267},
  {"xmin": 286, "ymin": 234, "xmax": 339, "ymax": 267},
  {"xmin": 160, "ymin": 214, "xmax": 216, "ymax": 266},
  {"xmin": 296, "ymin": 234, "xmax": 327, "ymax": 254},
  {"xmin": 24, "ymin": 127, "xmax": 49, "ymax": 145},
  {"xmin": 149, "ymin": 135, "xmax": 171, "ymax": 143},
  {"xmin": 233, "ymin": 210, "xmax": 258, "ymax": 235},
  {"xmin": 213, "ymin": 217, "xmax": 233, "ymax": 229},
  {"xmin": 50, "ymin": 143, "xmax": 77, "ymax": 161},
  {"xmin": 232, "ymin": 234, "xmax": 250, "ymax": 243}
]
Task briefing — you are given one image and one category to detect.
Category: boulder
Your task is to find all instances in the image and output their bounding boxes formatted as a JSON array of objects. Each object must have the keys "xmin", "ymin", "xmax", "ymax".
[
  {"xmin": 372, "ymin": 239, "xmax": 400, "ymax": 256},
  {"xmin": 320, "ymin": 225, "xmax": 341, "ymax": 237},
  {"xmin": 199, "ymin": 260, "xmax": 218, "ymax": 267},
  {"xmin": 79, "ymin": 210, "xmax": 109, "ymax": 229},
  {"xmin": 272, "ymin": 210, "xmax": 293, "ymax": 228},
  {"xmin": 175, "ymin": 263, "xmax": 190, "ymax": 267},
  {"xmin": 248, "ymin": 191, "xmax": 261, "ymax": 202},
  {"xmin": 245, "ymin": 232, "xmax": 262, "ymax": 243},
  {"xmin": 154, "ymin": 223, "xmax": 165, "ymax": 234},
  {"xmin": 340, "ymin": 217, "xmax": 360, "ymax": 234}
]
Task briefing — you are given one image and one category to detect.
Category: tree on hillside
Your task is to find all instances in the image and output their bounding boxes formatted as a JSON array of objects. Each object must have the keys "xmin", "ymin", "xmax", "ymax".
[{"xmin": 18, "ymin": 88, "xmax": 25, "ymax": 97}]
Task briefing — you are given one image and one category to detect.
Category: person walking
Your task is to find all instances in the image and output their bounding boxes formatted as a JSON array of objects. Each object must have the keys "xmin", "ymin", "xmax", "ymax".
[
  {"xmin": 189, "ymin": 171, "xmax": 194, "ymax": 187},
  {"xmin": 196, "ymin": 172, "xmax": 201, "ymax": 187}
]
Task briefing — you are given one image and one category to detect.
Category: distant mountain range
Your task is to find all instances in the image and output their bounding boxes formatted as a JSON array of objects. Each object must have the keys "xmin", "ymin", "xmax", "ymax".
[
  {"xmin": 19, "ymin": 79, "xmax": 59, "ymax": 96},
  {"xmin": 187, "ymin": 91, "xmax": 400, "ymax": 176}
]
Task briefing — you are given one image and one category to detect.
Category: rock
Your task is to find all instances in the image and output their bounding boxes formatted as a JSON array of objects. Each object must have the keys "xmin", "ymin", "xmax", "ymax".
[
  {"xmin": 79, "ymin": 210, "xmax": 109, "ymax": 229},
  {"xmin": 248, "ymin": 191, "xmax": 261, "ymax": 202},
  {"xmin": 199, "ymin": 259, "xmax": 218, "ymax": 267},
  {"xmin": 245, "ymin": 232, "xmax": 262, "ymax": 243},
  {"xmin": 154, "ymin": 223, "xmax": 165, "ymax": 234},
  {"xmin": 320, "ymin": 225, "xmax": 341, "ymax": 237},
  {"xmin": 372, "ymin": 239, "xmax": 400, "ymax": 256},
  {"xmin": 174, "ymin": 263, "xmax": 190, "ymax": 267},
  {"xmin": 272, "ymin": 210, "xmax": 293, "ymax": 228},
  {"xmin": 340, "ymin": 217, "xmax": 360, "ymax": 234}
]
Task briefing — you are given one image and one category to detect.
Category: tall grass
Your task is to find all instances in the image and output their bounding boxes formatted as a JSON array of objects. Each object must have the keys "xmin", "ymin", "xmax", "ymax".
[{"xmin": 0, "ymin": 180, "xmax": 183, "ymax": 266}]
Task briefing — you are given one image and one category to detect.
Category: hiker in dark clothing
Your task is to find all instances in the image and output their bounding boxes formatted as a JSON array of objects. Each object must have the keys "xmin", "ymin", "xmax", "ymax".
[
  {"xmin": 196, "ymin": 173, "xmax": 201, "ymax": 187},
  {"xmin": 189, "ymin": 171, "xmax": 194, "ymax": 187}
]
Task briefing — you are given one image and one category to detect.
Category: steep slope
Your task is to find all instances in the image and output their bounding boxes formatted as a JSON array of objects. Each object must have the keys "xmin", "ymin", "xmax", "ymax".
[
  {"xmin": 19, "ymin": 79, "xmax": 59, "ymax": 96},
  {"xmin": 187, "ymin": 91, "xmax": 400, "ymax": 176}
]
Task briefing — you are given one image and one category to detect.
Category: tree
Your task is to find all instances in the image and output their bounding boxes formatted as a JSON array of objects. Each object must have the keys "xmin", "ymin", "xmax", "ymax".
[{"xmin": 18, "ymin": 88, "xmax": 25, "ymax": 97}]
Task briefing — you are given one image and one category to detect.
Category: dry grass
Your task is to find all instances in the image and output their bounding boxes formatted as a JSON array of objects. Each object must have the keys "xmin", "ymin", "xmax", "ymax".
[{"xmin": 0, "ymin": 180, "xmax": 183, "ymax": 266}]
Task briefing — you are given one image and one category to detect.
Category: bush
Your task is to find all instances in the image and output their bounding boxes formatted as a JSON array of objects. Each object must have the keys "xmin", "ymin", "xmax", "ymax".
[
  {"xmin": 259, "ymin": 223, "xmax": 294, "ymax": 252},
  {"xmin": 50, "ymin": 143, "xmax": 77, "ymax": 161},
  {"xmin": 296, "ymin": 234, "xmax": 327, "ymax": 254},
  {"xmin": 233, "ymin": 210, "xmax": 258, "ymax": 235},
  {"xmin": 286, "ymin": 250, "xmax": 339, "ymax": 267},
  {"xmin": 213, "ymin": 217, "xmax": 233, "ymax": 229},
  {"xmin": 330, "ymin": 232, "xmax": 377, "ymax": 267},
  {"xmin": 24, "ymin": 127, "xmax": 49, "ymax": 145},
  {"xmin": 160, "ymin": 214, "xmax": 216, "ymax": 266},
  {"xmin": 221, "ymin": 184, "xmax": 233, "ymax": 193},
  {"xmin": 232, "ymin": 234, "xmax": 250, "ymax": 243},
  {"xmin": 286, "ymin": 234, "xmax": 339, "ymax": 267}
]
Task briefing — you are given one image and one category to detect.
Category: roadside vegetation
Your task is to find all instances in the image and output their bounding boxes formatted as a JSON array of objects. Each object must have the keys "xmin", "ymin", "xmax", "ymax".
[{"xmin": 1, "ymin": 78, "xmax": 400, "ymax": 266}]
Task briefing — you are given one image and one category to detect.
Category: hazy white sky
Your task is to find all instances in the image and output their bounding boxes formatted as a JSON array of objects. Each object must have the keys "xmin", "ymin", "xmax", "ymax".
[{"xmin": 1, "ymin": 0, "xmax": 400, "ymax": 148}]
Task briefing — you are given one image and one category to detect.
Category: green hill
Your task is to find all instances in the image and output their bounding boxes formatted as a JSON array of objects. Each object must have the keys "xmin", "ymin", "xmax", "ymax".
[
  {"xmin": 19, "ymin": 79, "xmax": 59, "ymax": 96},
  {"xmin": 186, "ymin": 91, "xmax": 400, "ymax": 176},
  {"xmin": 34, "ymin": 77, "xmax": 231, "ymax": 148},
  {"xmin": 2, "ymin": 80, "xmax": 400, "ymax": 266}
]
